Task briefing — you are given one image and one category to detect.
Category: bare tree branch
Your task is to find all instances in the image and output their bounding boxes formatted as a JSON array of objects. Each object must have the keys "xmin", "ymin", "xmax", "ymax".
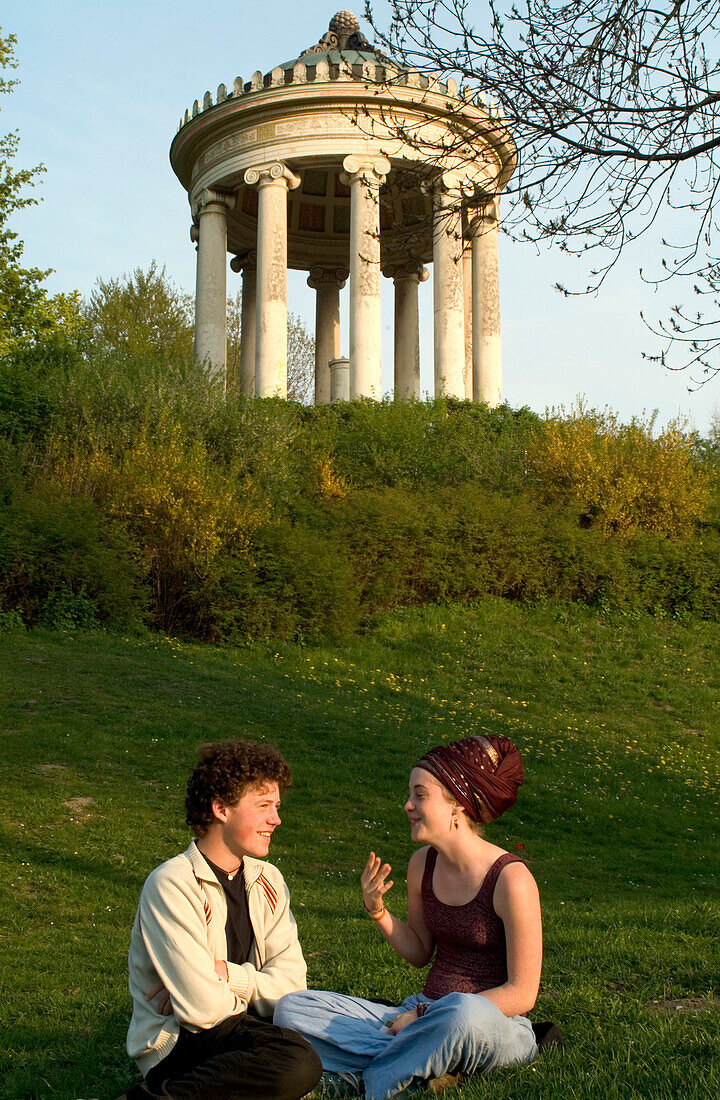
[{"xmin": 366, "ymin": 0, "xmax": 720, "ymax": 383}]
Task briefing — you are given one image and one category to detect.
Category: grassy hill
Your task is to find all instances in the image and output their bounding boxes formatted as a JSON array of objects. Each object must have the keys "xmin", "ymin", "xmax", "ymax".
[{"xmin": 1, "ymin": 600, "xmax": 718, "ymax": 1098}]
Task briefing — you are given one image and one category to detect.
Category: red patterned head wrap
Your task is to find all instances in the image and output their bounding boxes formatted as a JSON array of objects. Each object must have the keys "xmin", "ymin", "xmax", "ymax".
[{"xmin": 415, "ymin": 735, "xmax": 524, "ymax": 824}]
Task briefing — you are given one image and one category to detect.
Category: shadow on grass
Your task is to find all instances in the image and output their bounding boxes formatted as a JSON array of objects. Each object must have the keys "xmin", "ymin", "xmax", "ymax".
[
  {"xmin": 2, "ymin": 828, "xmax": 146, "ymax": 893},
  {"xmin": 1, "ymin": 1010, "xmax": 132, "ymax": 1100}
]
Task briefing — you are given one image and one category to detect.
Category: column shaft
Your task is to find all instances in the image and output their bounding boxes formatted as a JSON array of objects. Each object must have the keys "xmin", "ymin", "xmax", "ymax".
[
  {"xmin": 329, "ymin": 357, "xmax": 350, "ymax": 402},
  {"xmin": 394, "ymin": 277, "xmax": 420, "ymax": 399},
  {"xmin": 471, "ymin": 206, "xmax": 502, "ymax": 407},
  {"xmin": 255, "ymin": 178, "xmax": 289, "ymax": 397},
  {"xmin": 432, "ymin": 185, "xmax": 465, "ymax": 398},
  {"xmin": 308, "ymin": 267, "xmax": 347, "ymax": 404},
  {"xmin": 316, "ymin": 285, "xmax": 340, "ymax": 403},
  {"xmin": 463, "ymin": 246, "xmax": 474, "ymax": 400},
  {"xmin": 240, "ymin": 265, "xmax": 257, "ymax": 396},
  {"xmin": 244, "ymin": 164, "xmax": 300, "ymax": 398},
  {"xmin": 387, "ymin": 262, "xmax": 428, "ymax": 399},
  {"xmin": 343, "ymin": 155, "xmax": 390, "ymax": 400},
  {"xmin": 193, "ymin": 191, "xmax": 234, "ymax": 373}
]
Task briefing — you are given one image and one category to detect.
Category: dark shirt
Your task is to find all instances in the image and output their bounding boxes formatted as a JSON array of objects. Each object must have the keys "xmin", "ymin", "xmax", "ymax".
[
  {"xmin": 421, "ymin": 847, "xmax": 524, "ymax": 999},
  {"xmin": 201, "ymin": 854, "xmax": 255, "ymax": 965}
]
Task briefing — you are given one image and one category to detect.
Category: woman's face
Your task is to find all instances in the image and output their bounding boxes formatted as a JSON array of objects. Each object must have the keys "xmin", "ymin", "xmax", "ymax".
[{"xmin": 404, "ymin": 766, "xmax": 456, "ymax": 843}]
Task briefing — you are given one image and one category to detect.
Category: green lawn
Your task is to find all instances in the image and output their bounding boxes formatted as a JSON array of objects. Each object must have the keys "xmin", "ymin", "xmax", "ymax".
[{"xmin": 1, "ymin": 600, "xmax": 718, "ymax": 1099}]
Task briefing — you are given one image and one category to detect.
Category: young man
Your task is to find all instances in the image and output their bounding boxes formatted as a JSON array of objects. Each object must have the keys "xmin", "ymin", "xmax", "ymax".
[{"xmin": 118, "ymin": 739, "xmax": 321, "ymax": 1100}]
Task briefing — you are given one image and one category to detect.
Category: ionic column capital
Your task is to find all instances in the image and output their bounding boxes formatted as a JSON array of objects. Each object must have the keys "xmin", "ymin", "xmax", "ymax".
[
  {"xmin": 466, "ymin": 195, "xmax": 501, "ymax": 235},
  {"xmin": 382, "ymin": 259, "xmax": 429, "ymax": 283},
  {"xmin": 230, "ymin": 249, "xmax": 258, "ymax": 273},
  {"xmin": 341, "ymin": 154, "xmax": 391, "ymax": 187},
  {"xmin": 191, "ymin": 187, "xmax": 235, "ymax": 220},
  {"xmin": 243, "ymin": 162, "xmax": 301, "ymax": 191},
  {"xmin": 425, "ymin": 171, "xmax": 464, "ymax": 200},
  {"xmin": 307, "ymin": 264, "xmax": 349, "ymax": 291}
]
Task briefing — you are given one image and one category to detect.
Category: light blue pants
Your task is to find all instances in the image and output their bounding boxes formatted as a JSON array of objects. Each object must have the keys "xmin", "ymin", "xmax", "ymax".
[{"xmin": 274, "ymin": 989, "xmax": 537, "ymax": 1100}]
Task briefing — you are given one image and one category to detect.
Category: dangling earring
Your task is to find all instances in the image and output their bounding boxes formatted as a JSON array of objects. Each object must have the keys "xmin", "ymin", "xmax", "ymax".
[{"xmin": 452, "ymin": 810, "xmax": 459, "ymax": 831}]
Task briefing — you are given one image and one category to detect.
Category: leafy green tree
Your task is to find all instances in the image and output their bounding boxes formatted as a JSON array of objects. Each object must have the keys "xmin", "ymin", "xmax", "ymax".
[
  {"xmin": 84, "ymin": 262, "xmax": 193, "ymax": 365},
  {"xmin": 72, "ymin": 264, "xmax": 217, "ymax": 444},
  {"xmin": 287, "ymin": 311, "xmax": 315, "ymax": 403},
  {"xmin": 0, "ymin": 30, "xmax": 80, "ymax": 356}
]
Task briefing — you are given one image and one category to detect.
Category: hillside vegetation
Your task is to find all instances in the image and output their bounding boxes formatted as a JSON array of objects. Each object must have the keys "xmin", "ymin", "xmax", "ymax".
[{"xmin": 2, "ymin": 284, "xmax": 719, "ymax": 645}]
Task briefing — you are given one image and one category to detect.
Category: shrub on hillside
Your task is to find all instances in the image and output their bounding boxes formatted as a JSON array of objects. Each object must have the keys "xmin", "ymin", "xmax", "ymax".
[
  {"xmin": 315, "ymin": 397, "xmax": 540, "ymax": 491},
  {"xmin": 203, "ymin": 396, "xmax": 327, "ymax": 504},
  {"xmin": 0, "ymin": 487, "xmax": 143, "ymax": 627},
  {"xmin": 2, "ymin": 380, "xmax": 717, "ymax": 640},
  {"xmin": 204, "ymin": 518, "xmax": 361, "ymax": 644},
  {"xmin": 51, "ymin": 424, "xmax": 267, "ymax": 633},
  {"xmin": 612, "ymin": 530, "xmax": 720, "ymax": 619},
  {"xmin": 533, "ymin": 406, "xmax": 710, "ymax": 538}
]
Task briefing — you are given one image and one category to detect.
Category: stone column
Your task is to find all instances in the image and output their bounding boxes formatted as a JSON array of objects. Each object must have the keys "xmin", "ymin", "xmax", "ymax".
[
  {"xmin": 469, "ymin": 200, "xmax": 502, "ymax": 407},
  {"xmin": 383, "ymin": 260, "xmax": 429, "ymax": 399},
  {"xmin": 329, "ymin": 357, "xmax": 350, "ymax": 402},
  {"xmin": 307, "ymin": 265, "xmax": 348, "ymax": 404},
  {"xmin": 431, "ymin": 177, "xmax": 465, "ymax": 399},
  {"xmin": 230, "ymin": 251, "xmax": 257, "ymax": 396},
  {"xmin": 192, "ymin": 188, "xmax": 235, "ymax": 373},
  {"xmin": 243, "ymin": 162, "xmax": 300, "ymax": 398},
  {"xmin": 342, "ymin": 154, "xmax": 391, "ymax": 399},
  {"xmin": 463, "ymin": 245, "xmax": 474, "ymax": 400}
]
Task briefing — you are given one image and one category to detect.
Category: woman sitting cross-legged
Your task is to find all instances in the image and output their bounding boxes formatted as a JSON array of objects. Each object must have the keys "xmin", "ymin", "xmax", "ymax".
[{"xmin": 274, "ymin": 735, "xmax": 542, "ymax": 1099}]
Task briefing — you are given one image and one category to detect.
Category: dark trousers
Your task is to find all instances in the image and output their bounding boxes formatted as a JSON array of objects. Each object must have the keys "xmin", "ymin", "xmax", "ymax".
[{"xmin": 135, "ymin": 1013, "xmax": 321, "ymax": 1100}]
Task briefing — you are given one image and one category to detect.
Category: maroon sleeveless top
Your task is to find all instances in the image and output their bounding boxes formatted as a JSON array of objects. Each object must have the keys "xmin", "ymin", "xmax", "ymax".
[{"xmin": 421, "ymin": 847, "xmax": 523, "ymax": 999}]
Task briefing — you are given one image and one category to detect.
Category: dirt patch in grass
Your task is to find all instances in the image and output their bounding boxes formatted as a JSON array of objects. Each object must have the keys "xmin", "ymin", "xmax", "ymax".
[
  {"xmin": 63, "ymin": 796, "xmax": 98, "ymax": 820},
  {"xmin": 646, "ymin": 996, "xmax": 720, "ymax": 1013}
]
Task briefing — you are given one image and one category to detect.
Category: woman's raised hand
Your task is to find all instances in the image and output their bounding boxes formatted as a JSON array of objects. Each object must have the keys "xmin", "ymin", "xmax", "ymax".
[{"xmin": 361, "ymin": 851, "xmax": 393, "ymax": 917}]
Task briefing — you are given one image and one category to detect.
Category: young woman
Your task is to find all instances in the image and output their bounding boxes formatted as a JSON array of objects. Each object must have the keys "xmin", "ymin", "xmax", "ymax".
[{"xmin": 274, "ymin": 735, "xmax": 543, "ymax": 1099}]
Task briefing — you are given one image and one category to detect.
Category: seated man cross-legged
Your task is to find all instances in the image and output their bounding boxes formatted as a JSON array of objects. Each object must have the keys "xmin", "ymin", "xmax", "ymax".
[{"xmin": 117, "ymin": 739, "xmax": 321, "ymax": 1100}]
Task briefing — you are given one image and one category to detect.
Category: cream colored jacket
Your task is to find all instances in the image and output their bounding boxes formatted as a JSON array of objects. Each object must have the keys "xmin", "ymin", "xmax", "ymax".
[{"xmin": 126, "ymin": 841, "xmax": 307, "ymax": 1076}]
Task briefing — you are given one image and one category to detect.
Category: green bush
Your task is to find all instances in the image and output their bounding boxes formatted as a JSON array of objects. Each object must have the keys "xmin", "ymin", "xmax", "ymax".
[
  {"xmin": 0, "ymin": 486, "xmax": 145, "ymax": 628},
  {"xmin": 0, "ymin": 606, "xmax": 24, "ymax": 634},
  {"xmin": 37, "ymin": 585, "xmax": 100, "ymax": 631},
  {"xmin": 615, "ymin": 530, "xmax": 720, "ymax": 619},
  {"xmin": 533, "ymin": 406, "xmax": 710, "ymax": 538},
  {"xmin": 315, "ymin": 397, "xmax": 541, "ymax": 491},
  {"xmin": 204, "ymin": 518, "xmax": 361, "ymax": 645}
]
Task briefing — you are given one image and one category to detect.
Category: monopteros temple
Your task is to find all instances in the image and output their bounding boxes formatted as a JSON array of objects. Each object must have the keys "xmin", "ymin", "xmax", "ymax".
[{"xmin": 170, "ymin": 10, "xmax": 516, "ymax": 404}]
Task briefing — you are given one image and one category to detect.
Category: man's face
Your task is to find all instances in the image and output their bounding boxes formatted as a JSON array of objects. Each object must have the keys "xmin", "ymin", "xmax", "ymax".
[{"xmin": 214, "ymin": 781, "xmax": 281, "ymax": 860}]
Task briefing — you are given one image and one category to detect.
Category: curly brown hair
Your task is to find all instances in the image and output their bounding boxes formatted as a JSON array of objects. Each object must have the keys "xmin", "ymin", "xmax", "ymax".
[{"xmin": 185, "ymin": 739, "xmax": 292, "ymax": 838}]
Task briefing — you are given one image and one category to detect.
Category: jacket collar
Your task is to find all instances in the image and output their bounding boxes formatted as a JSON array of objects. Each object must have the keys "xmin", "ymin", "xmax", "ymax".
[{"xmin": 184, "ymin": 840, "xmax": 267, "ymax": 888}]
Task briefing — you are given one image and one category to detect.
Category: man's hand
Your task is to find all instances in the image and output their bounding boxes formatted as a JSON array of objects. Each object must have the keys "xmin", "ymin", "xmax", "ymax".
[
  {"xmin": 146, "ymin": 961, "xmax": 228, "ymax": 1016},
  {"xmin": 387, "ymin": 1009, "xmax": 419, "ymax": 1035},
  {"xmin": 146, "ymin": 980, "xmax": 172, "ymax": 1016}
]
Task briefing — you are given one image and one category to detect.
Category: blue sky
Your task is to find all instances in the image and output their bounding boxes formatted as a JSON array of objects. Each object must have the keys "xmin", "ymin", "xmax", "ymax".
[{"xmin": 4, "ymin": 1, "xmax": 718, "ymax": 432}]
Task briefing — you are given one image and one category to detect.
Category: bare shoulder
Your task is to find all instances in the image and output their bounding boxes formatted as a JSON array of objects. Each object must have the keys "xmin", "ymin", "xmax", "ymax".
[{"xmin": 494, "ymin": 859, "xmax": 540, "ymax": 909}]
